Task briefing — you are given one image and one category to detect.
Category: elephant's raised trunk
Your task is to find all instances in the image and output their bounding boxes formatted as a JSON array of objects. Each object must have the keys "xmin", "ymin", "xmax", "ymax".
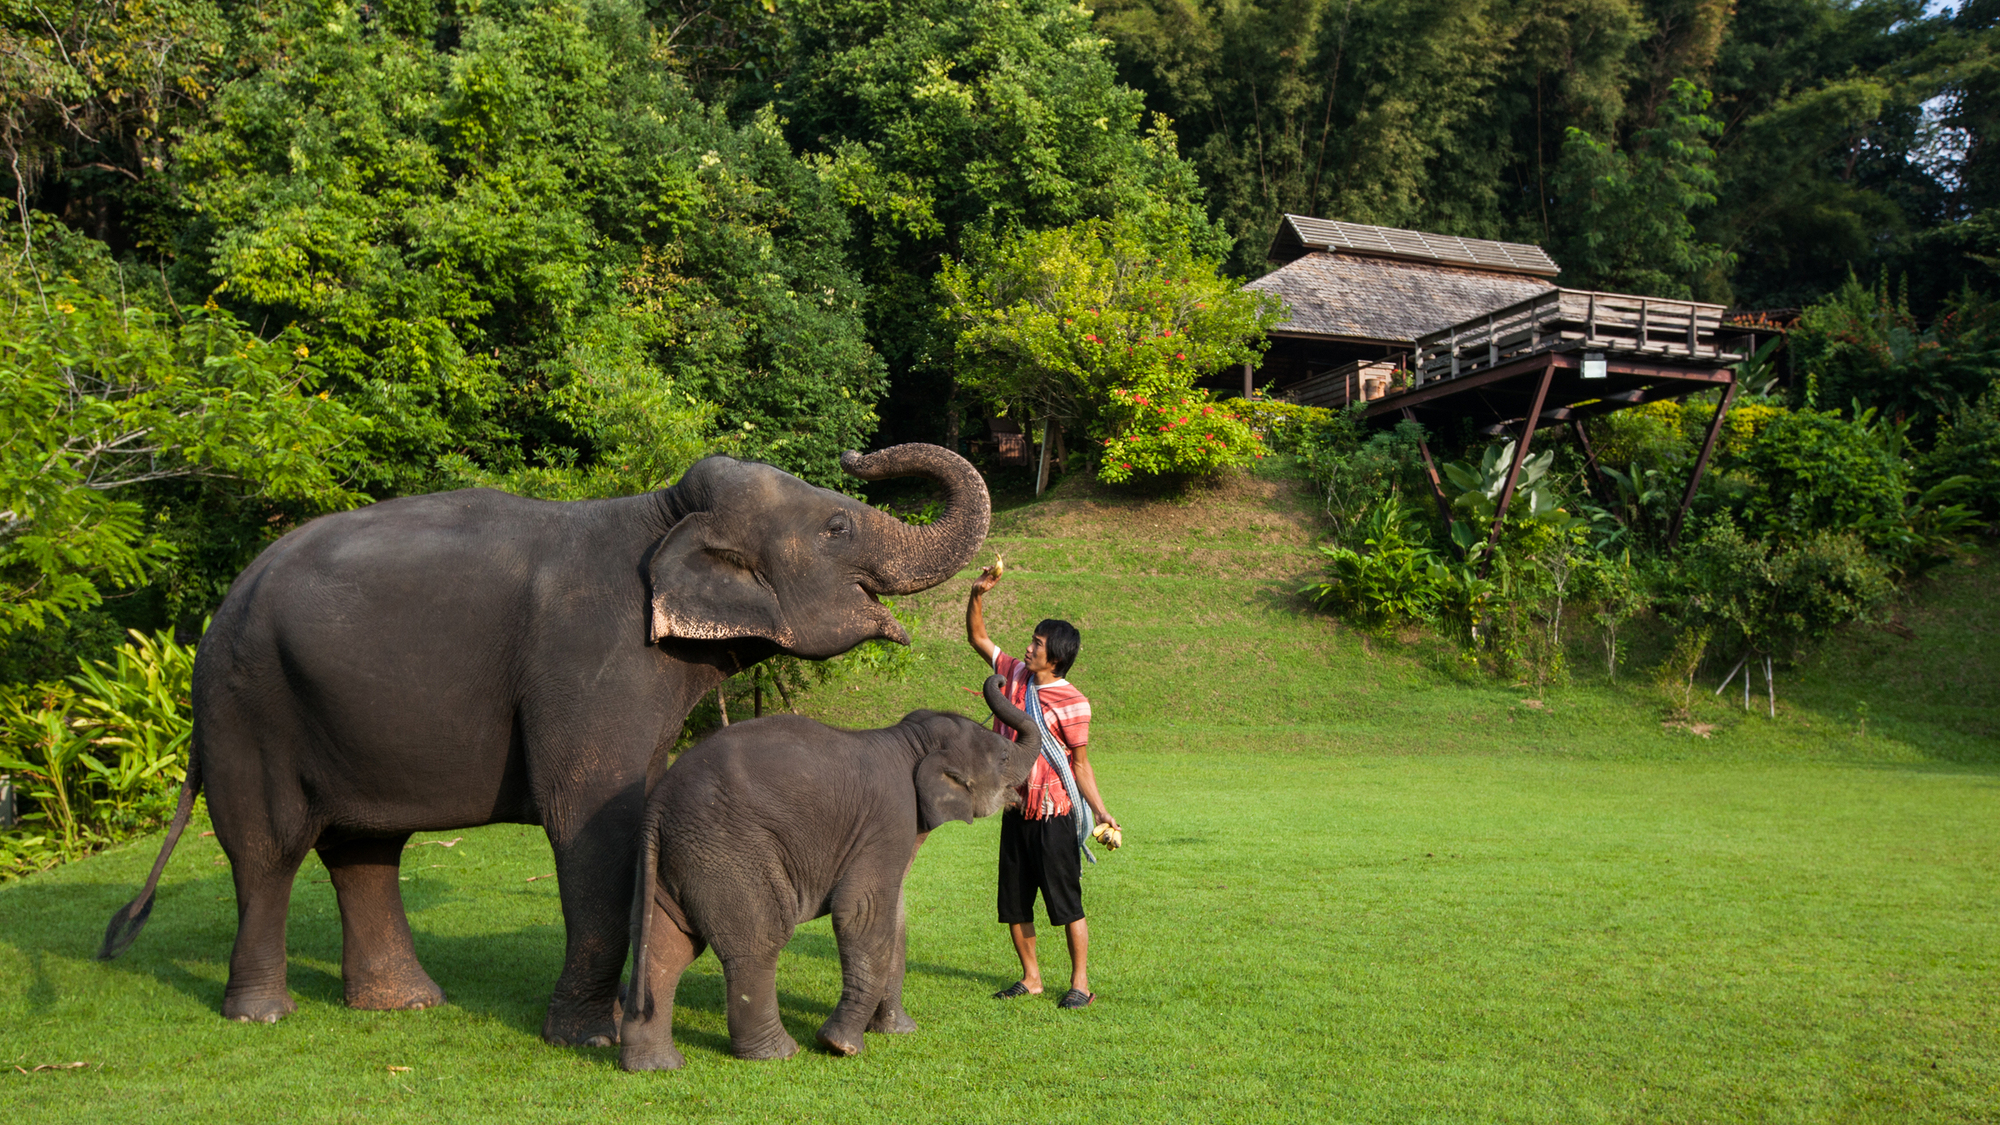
[
  {"xmin": 842, "ymin": 444, "xmax": 991, "ymax": 596},
  {"xmin": 984, "ymin": 674, "xmax": 1040, "ymax": 767}
]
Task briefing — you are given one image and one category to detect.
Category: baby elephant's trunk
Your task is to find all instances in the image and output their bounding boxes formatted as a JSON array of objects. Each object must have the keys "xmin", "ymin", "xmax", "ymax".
[{"xmin": 983, "ymin": 674, "xmax": 1039, "ymax": 766}]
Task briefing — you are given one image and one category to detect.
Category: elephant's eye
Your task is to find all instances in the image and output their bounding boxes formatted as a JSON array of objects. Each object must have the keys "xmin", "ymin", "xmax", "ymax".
[
  {"xmin": 942, "ymin": 770, "xmax": 969, "ymax": 790},
  {"xmin": 823, "ymin": 512, "xmax": 854, "ymax": 539}
]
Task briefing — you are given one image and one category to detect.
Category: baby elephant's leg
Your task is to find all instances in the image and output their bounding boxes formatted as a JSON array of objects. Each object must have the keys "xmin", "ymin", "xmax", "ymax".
[
  {"xmin": 866, "ymin": 886, "xmax": 917, "ymax": 1035},
  {"xmin": 716, "ymin": 937, "xmax": 799, "ymax": 1061},
  {"xmin": 619, "ymin": 902, "xmax": 705, "ymax": 1072},
  {"xmin": 821, "ymin": 878, "xmax": 909, "ymax": 1055}
]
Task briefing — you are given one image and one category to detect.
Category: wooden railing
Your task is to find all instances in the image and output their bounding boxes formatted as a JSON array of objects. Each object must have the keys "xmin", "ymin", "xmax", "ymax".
[
  {"xmin": 1411, "ymin": 289, "xmax": 1742, "ymax": 386},
  {"xmin": 1287, "ymin": 359, "xmax": 1400, "ymax": 409}
]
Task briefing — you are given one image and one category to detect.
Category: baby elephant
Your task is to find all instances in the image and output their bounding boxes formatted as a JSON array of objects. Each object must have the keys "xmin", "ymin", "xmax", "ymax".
[{"xmin": 619, "ymin": 674, "xmax": 1038, "ymax": 1071}]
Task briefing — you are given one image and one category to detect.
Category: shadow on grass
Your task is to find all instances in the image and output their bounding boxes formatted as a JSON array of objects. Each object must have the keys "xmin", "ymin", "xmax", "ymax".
[{"xmin": 0, "ymin": 865, "xmax": 922, "ymax": 1067}]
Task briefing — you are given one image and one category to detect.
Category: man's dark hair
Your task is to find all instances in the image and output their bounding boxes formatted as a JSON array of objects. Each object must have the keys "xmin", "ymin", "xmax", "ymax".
[{"xmin": 1036, "ymin": 618, "xmax": 1081, "ymax": 677}]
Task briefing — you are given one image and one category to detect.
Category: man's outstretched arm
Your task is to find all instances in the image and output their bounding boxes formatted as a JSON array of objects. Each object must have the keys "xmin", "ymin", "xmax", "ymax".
[{"xmin": 966, "ymin": 566, "xmax": 1000, "ymax": 666}]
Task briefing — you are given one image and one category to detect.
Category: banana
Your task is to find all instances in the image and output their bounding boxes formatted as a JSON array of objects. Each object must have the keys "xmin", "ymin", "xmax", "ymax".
[{"xmin": 991, "ymin": 553, "xmax": 1006, "ymax": 578}]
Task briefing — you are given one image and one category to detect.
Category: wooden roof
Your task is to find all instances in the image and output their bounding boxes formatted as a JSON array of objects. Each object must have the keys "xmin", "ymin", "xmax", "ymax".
[
  {"xmin": 1267, "ymin": 215, "xmax": 1560, "ymax": 277},
  {"xmin": 1246, "ymin": 253, "xmax": 1557, "ymax": 344}
]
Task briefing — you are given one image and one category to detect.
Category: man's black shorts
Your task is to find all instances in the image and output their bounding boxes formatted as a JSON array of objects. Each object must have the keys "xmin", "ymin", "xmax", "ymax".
[{"xmin": 997, "ymin": 809, "xmax": 1083, "ymax": 926}]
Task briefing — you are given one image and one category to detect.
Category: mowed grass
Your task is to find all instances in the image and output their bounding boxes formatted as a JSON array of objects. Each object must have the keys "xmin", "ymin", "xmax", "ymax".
[{"xmin": 3, "ymin": 465, "xmax": 1996, "ymax": 1123}]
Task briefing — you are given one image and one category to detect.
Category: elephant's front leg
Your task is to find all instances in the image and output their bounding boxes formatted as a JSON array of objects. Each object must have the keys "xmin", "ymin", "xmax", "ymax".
[
  {"xmin": 716, "ymin": 941, "xmax": 800, "ymax": 1061},
  {"xmin": 540, "ymin": 785, "xmax": 644, "ymax": 1046},
  {"xmin": 619, "ymin": 901, "xmax": 705, "ymax": 1072},
  {"xmin": 317, "ymin": 833, "xmax": 445, "ymax": 1011},
  {"xmin": 820, "ymin": 880, "xmax": 908, "ymax": 1055}
]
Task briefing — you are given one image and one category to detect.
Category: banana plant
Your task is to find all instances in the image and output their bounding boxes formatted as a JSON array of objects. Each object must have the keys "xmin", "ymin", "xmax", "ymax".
[{"xmin": 1441, "ymin": 439, "xmax": 1576, "ymax": 551}]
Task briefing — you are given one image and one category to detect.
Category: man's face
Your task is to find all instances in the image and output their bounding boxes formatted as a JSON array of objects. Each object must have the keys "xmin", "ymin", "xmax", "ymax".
[{"xmin": 1023, "ymin": 633, "xmax": 1056, "ymax": 675}]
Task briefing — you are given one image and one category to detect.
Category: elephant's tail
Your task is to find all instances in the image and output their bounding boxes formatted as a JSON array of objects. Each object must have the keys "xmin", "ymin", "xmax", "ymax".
[
  {"xmin": 97, "ymin": 751, "xmax": 203, "ymax": 961},
  {"xmin": 626, "ymin": 809, "xmax": 663, "ymax": 1024}
]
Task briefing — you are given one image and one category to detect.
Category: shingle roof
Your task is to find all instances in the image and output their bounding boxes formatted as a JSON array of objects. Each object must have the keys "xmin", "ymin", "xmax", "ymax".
[
  {"xmin": 1268, "ymin": 215, "xmax": 1560, "ymax": 277},
  {"xmin": 1247, "ymin": 253, "xmax": 1559, "ymax": 343}
]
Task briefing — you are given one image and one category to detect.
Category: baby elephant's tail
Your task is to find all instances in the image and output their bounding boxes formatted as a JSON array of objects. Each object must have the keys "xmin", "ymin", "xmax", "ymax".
[{"xmin": 97, "ymin": 753, "xmax": 203, "ymax": 961}]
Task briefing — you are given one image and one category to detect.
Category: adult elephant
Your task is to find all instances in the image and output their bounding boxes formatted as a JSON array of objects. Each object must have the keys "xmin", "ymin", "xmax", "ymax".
[{"xmin": 98, "ymin": 445, "xmax": 988, "ymax": 1046}]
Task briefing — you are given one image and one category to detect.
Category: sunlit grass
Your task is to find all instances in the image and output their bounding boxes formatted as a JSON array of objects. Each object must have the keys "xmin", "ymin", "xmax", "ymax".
[{"xmin": 3, "ymin": 466, "xmax": 1995, "ymax": 1123}]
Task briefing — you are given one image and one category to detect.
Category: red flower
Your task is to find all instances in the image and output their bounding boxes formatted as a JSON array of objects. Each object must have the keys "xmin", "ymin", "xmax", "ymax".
[{"xmin": 1175, "ymin": 352, "xmax": 1185, "ymax": 360}]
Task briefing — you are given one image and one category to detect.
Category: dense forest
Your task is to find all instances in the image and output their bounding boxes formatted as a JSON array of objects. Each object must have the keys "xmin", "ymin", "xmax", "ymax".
[{"xmin": 4, "ymin": 0, "xmax": 1999, "ymax": 686}]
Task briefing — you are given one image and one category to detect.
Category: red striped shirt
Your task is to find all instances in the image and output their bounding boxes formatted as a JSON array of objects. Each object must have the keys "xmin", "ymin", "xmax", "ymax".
[{"xmin": 990, "ymin": 650, "xmax": 1091, "ymax": 820}]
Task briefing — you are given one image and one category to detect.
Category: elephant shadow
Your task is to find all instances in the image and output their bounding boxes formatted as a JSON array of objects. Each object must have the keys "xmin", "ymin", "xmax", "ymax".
[{"xmin": 0, "ymin": 865, "xmax": 850, "ymax": 1060}]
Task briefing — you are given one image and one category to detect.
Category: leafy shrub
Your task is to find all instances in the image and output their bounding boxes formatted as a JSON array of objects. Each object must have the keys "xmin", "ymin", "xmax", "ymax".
[
  {"xmin": 1790, "ymin": 274, "xmax": 2000, "ymax": 426},
  {"xmin": 1729, "ymin": 409, "xmax": 1907, "ymax": 544},
  {"xmin": 1676, "ymin": 519, "xmax": 1893, "ymax": 661},
  {"xmin": 1226, "ymin": 397, "xmax": 1337, "ymax": 453},
  {"xmin": 0, "ymin": 629, "xmax": 194, "ymax": 881},
  {"xmin": 1922, "ymin": 390, "xmax": 2000, "ymax": 527},
  {"xmin": 1097, "ymin": 389, "xmax": 1266, "ymax": 483},
  {"xmin": 1300, "ymin": 501, "xmax": 1444, "ymax": 627}
]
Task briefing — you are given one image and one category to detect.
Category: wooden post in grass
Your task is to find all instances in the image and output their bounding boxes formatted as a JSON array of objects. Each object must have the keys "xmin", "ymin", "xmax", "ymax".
[{"xmin": 1765, "ymin": 656, "xmax": 1775, "ymax": 718}]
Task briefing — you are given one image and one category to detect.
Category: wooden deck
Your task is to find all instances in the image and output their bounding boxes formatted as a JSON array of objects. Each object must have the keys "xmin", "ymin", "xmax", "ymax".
[{"xmin": 1411, "ymin": 289, "xmax": 1743, "ymax": 386}]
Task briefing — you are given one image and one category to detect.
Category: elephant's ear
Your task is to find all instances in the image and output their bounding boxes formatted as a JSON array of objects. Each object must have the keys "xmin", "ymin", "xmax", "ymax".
[
  {"xmin": 914, "ymin": 751, "xmax": 980, "ymax": 833},
  {"xmin": 646, "ymin": 513, "xmax": 794, "ymax": 647}
]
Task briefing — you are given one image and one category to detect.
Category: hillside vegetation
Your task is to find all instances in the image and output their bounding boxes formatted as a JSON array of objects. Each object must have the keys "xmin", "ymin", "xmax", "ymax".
[{"xmin": 3, "ymin": 465, "xmax": 1993, "ymax": 1123}]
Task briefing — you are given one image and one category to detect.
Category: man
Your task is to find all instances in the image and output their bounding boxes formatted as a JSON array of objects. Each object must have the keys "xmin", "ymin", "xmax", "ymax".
[{"xmin": 966, "ymin": 563, "xmax": 1118, "ymax": 1009}]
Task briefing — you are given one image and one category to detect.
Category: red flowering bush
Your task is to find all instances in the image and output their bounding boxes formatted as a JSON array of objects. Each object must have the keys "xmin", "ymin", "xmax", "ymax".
[{"xmin": 1096, "ymin": 386, "xmax": 1264, "ymax": 483}]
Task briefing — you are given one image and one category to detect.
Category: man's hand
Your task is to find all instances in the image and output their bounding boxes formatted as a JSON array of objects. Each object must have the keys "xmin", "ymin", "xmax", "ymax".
[{"xmin": 971, "ymin": 564, "xmax": 1002, "ymax": 597}]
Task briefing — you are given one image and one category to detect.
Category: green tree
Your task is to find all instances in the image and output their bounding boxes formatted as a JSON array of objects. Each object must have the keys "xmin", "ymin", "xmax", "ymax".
[
  {"xmin": 0, "ymin": 219, "xmax": 367, "ymax": 637},
  {"xmin": 176, "ymin": 0, "xmax": 880, "ymax": 494},
  {"xmin": 769, "ymin": 0, "xmax": 1224, "ymax": 447},
  {"xmin": 939, "ymin": 218, "xmax": 1281, "ymax": 478},
  {"xmin": 1552, "ymin": 78, "xmax": 1734, "ymax": 298}
]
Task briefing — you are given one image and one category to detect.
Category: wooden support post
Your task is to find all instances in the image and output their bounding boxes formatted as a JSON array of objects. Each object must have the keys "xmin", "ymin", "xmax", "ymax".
[
  {"xmin": 1571, "ymin": 418, "xmax": 1611, "ymax": 505},
  {"xmin": 1402, "ymin": 407, "xmax": 1454, "ymax": 534},
  {"xmin": 1035, "ymin": 418, "xmax": 1054, "ymax": 495},
  {"xmin": 1481, "ymin": 358, "xmax": 1558, "ymax": 571},
  {"xmin": 1666, "ymin": 377, "xmax": 1738, "ymax": 549},
  {"xmin": 1243, "ymin": 361, "xmax": 1253, "ymax": 399}
]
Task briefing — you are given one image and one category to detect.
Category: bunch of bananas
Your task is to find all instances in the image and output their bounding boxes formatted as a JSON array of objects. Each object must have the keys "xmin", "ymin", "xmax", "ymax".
[{"xmin": 1090, "ymin": 822, "xmax": 1122, "ymax": 850}]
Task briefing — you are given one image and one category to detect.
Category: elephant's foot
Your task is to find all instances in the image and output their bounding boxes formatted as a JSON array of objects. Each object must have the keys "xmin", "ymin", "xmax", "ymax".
[
  {"xmin": 222, "ymin": 989, "xmax": 298, "ymax": 1024},
  {"xmin": 345, "ymin": 969, "xmax": 445, "ymax": 1012},
  {"xmin": 620, "ymin": 1040, "xmax": 686, "ymax": 1071},
  {"xmin": 542, "ymin": 1005, "xmax": 621, "ymax": 1048},
  {"xmin": 866, "ymin": 1002, "xmax": 918, "ymax": 1035},
  {"xmin": 816, "ymin": 1025, "xmax": 865, "ymax": 1057},
  {"xmin": 732, "ymin": 1032, "xmax": 800, "ymax": 1061}
]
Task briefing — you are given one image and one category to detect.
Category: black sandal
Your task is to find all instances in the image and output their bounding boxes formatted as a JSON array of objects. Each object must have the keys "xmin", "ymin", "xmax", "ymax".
[
  {"xmin": 1057, "ymin": 989, "xmax": 1095, "ymax": 1009},
  {"xmin": 991, "ymin": 981, "xmax": 1033, "ymax": 999}
]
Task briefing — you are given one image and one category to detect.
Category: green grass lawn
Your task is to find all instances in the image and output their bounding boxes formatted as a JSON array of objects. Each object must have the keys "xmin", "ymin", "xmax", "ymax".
[{"xmin": 4, "ymin": 466, "xmax": 1996, "ymax": 1123}]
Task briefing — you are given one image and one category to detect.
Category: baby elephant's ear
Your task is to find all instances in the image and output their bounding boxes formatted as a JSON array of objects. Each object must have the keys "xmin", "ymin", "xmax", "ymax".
[{"xmin": 914, "ymin": 752, "xmax": 979, "ymax": 832}]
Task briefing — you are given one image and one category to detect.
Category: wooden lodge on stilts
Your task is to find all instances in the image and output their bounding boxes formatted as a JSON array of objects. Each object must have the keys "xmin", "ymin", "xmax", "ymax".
[{"xmin": 1224, "ymin": 214, "xmax": 1753, "ymax": 552}]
